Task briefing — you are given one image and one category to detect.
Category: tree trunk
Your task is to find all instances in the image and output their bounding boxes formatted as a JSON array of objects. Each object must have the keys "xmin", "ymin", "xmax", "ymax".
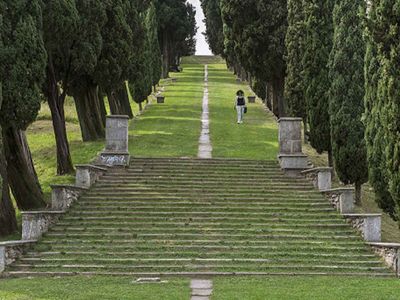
[
  {"xmin": 303, "ymin": 120, "xmax": 309, "ymax": 144},
  {"xmin": 355, "ymin": 182, "xmax": 362, "ymax": 206},
  {"xmin": 138, "ymin": 101, "xmax": 143, "ymax": 112},
  {"xmin": 107, "ymin": 91, "xmax": 124, "ymax": 115},
  {"xmin": 266, "ymin": 83, "xmax": 273, "ymax": 111},
  {"xmin": 74, "ymin": 85, "xmax": 105, "ymax": 142},
  {"xmin": 272, "ymin": 77, "xmax": 286, "ymax": 118},
  {"xmin": 3, "ymin": 126, "xmax": 46, "ymax": 210},
  {"xmin": 46, "ymin": 60, "xmax": 74, "ymax": 175},
  {"xmin": 0, "ymin": 156, "xmax": 17, "ymax": 236},
  {"xmin": 328, "ymin": 150, "xmax": 334, "ymax": 168},
  {"xmin": 0, "ymin": 85, "xmax": 17, "ymax": 236},
  {"xmin": 162, "ymin": 31, "xmax": 169, "ymax": 79},
  {"xmin": 116, "ymin": 85, "xmax": 134, "ymax": 118}
]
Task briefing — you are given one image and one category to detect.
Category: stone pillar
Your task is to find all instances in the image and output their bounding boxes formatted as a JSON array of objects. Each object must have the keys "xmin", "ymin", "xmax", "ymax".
[
  {"xmin": 277, "ymin": 118, "xmax": 308, "ymax": 175},
  {"xmin": 368, "ymin": 242, "xmax": 400, "ymax": 277},
  {"xmin": 344, "ymin": 214, "xmax": 381, "ymax": 242},
  {"xmin": 75, "ymin": 164, "xmax": 107, "ymax": 188},
  {"xmin": 302, "ymin": 167, "xmax": 332, "ymax": 191},
  {"xmin": 98, "ymin": 115, "xmax": 130, "ymax": 166},
  {"xmin": 21, "ymin": 211, "xmax": 64, "ymax": 240},
  {"xmin": 51, "ymin": 185, "xmax": 88, "ymax": 211},
  {"xmin": 322, "ymin": 188, "xmax": 355, "ymax": 214},
  {"xmin": 0, "ymin": 241, "xmax": 36, "ymax": 273}
]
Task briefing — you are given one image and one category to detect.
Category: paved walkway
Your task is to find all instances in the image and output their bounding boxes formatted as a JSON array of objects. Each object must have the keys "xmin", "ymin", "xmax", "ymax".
[
  {"xmin": 198, "ymin": 65, "xmax": 212, "ymax": 159},
  {"xmin": 190, "ymin": 279, "xmax": 213, "ymax": 300}
]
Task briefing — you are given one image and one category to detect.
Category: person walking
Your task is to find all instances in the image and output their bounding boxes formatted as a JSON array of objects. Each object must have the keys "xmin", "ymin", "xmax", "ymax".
[{"xmin": 235, "ymin": 90, "xmax": 246, "ymax": 124}]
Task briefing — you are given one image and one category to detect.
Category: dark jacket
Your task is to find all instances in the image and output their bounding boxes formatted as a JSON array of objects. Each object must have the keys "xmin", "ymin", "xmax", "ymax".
[{"xmin": 236, "ymin": 96, "xmax": 246, "ymax": 106}]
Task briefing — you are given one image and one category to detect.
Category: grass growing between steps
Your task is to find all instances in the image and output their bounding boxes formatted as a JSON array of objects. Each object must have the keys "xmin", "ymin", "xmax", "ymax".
[
  {"xmin": 128, "ymin": 64, "xmax": 204, "ymax": 157},
  {"xmin": 207, "ymin": 64, "xmax": 278, "ymax": 160},
  {"xmin": 212, "ymin": 276, "xmax": 400, "ymax": 300},
  {"xmin": 0, "ymin": 276, "xmax": 189, "ymax": 300}
]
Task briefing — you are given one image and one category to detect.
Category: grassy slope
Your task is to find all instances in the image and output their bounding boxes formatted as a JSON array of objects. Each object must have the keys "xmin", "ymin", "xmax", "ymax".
[
  {"xmin": 212, "ymin": 277, "xmax": 400, "ymax": 300},
  {"xmin": 0, "ymin": 277, "xmax": 189, "ymax": 300},
  {"xmin": 208, "ymin": 64, "xmax": 278, "ymax": 160}
]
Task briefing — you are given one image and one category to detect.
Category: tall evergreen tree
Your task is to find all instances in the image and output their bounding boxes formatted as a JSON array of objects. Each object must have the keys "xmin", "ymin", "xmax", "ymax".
[
  {"xmin": 284, "ymin": 0, "xmax": 307, "ymax": 136},
  {"xmin": 303, "ymin": 0, "xmax": 334, "ymax": 165},
  {"xmin": 328, "ymin": 0, "xmax": 368, "ymax": 204},
  {"xmin": 42, "ymin": 0, "xmax": 79, "ymax": 175},
  {"xmin": 365, "ymin": 0, "xmax": 400, "ymax": 219},
  {"xmin": 220, "ymin": 0, "xmax": 288, "ymax": 117},
  {"xmin": 201, "ymin": 0, "xmax": 224, "ymax": 56},
  {"xmin": 0, "ymin": 0, "xmax": 47, "ymax": 209},
  {"xmin": 146, "ymin": 2, "xmax": 162, "ymax": 91}
]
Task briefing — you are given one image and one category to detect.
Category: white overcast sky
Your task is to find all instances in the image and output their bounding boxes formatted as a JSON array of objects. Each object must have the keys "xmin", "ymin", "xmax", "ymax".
[{"xmin": 187, "ymin": 0, "xmax": 213, "ymax": 55}]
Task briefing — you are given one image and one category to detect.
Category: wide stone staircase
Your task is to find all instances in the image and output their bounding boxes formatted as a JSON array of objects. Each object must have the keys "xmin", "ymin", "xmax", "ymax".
[{"xmin": 6, "ymin": 158, "xmax": 394, "ymax": 276}]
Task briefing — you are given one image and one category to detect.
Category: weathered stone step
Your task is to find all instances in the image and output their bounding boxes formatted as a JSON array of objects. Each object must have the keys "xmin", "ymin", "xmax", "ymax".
[
  {"xmin": 26, "ymin": 251, "xmax": 377, "ymax": 259},
  {"xmin": 19, "ymin": 258, "xmax": 383, "ymax": 266},
  {"xmin": 55, "ymin": 221, "xmax": 350, "ymax": 229},
  {"xmin": 130, "ymin": 157, "xmax": 278, "ymax": 163},
  {"xmin": 65, "ymin": 211, "xmax": 342, "ymax": 218},
  {"xmin": 10, "ymin": 263, "xmax": 389, "ymax": 273},
  {"xmin": 94, "ymin": 181, "xmax": 313, "ymax": 189},
  {"xmin": 44, "ymin": 232, "xmax": 360, "ymax": 241},
  {"xmin": 80, "ymin": 194, "xmax": 325, "ymax": 201},
  {"xmin": 6, "ymin": 271, "xmax": 395, "ymax": 278},
  {"xmin": 60, "ymin": 216, "xmax": 344, "ymax": 223},
  {"xmin": 48, "ymin": 226, "xmax": 357, "ymax": 235},
  {"xmin": 90, "ymin": 187, "xmax": 316, "ymax": 193},
  {"xmin": 70, "ymin": 206, "xmax": 336, "ymax": 213},
  {"xmin": 40, "ymin": 238, "xmax": 365, "ymax": 246},
  {"xmin": 75, "ymin": 200, "xmax": 331, "ymax": 208}
]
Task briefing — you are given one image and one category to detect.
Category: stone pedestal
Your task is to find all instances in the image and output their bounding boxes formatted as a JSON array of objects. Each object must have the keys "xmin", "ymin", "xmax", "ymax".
[
  {"xmin": 51, "ymin": 185, "xmax": 88, "ymax": 211},
  {"xmin": 248, "ymin": 96, "xmax": 256, "ymax": 103},
  {"xmin": 157, "ymin": 96, "xmax": 165, "ymax": 104},
  {"xmin": 21, "ymin": 211, "xmax": 65, "ymax": 240},
  {"xmin": 343, "ymin": 214, "xmax": 381, "ymax": 242},
  {"xmin": 98, "ymin": 115, "xmax": 130, "ymax": 166},
  {"xmin": 322, "ymin": 188, "xmax": 355, "ymax": 214},
  {"xmin": 76, "ymin": 164, "xmax": 107, "ymax": 188},
  {"xmin": 302, "ymin": 167, "xmax": 332, "ymax": 191},
  {"xmin": 277, "ymin": 118, "xmax": 308, "ymax": 175}
]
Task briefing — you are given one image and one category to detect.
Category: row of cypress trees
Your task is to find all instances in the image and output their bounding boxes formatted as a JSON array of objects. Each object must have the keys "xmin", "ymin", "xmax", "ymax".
[
  {"xmin": 0, "ymin": 0, "xmax": 197, "ymax": 236},
  {"xmin": 202, "ymin": 0, "xmax": 400, "ymax": 221}
]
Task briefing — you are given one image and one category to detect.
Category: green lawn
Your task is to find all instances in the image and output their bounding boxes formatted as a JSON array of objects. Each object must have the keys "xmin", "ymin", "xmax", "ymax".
[
  {"xmin": 212, "ymin": 277, "xmax": 400, "ymax": 300},
  {"xmin": 129, "ymin": 65, "xmax": 204, "ymax": 157},
  {"xmin": 0, "ymin": 277, "xmax": 189, "ymax": 300},
  {"xmin": 208, "ymin": 64, "xmax": 278, "ymax": 160}
]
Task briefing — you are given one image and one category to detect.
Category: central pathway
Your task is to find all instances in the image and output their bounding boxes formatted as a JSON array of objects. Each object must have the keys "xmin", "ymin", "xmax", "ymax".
[{"xmin": 198, "ymin": 65, "xmax": 212, "ymax": 158}]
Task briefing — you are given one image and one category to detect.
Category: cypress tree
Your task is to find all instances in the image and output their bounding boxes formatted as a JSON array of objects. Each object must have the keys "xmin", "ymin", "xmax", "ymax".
[
  {"xmin": 201, "ymin": 0, "xmax": 224, "ymax": 56},
  {"xmin": 0, "ymin": 0, "xmax": 47, "ymax": 210},
  {"xmin": 328, "ymin": 0, "xmax": 368, "ymax": 205},
  {"xmin": 365, "ymin": 0, "xmax": 400, "ymax": 219},
  {"xmin": 147, "ymin": 2, "xmax": 162, "ymax": 91},
  {"xmin": 284, "ymin": 0, "xmax": 307, "ymax": 137},
  {"xmin": 303, "ymin": 0, "xmax": 334, "ymax": 164}
]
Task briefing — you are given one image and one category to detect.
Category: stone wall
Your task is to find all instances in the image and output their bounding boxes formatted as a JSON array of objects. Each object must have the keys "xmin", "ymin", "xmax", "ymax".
[{"xmin": 0, "ymin": 241, "xmax": 36, "ymax": 272}]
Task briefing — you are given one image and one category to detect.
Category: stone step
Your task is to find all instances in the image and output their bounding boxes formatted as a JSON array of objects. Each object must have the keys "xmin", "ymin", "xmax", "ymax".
[
  {"xmin": 80, "ymin": 194, "xmax": 325, "ymax": 201},
  {"xmin": 69, "ymin": 206, "xmax": 336, "ymax": 213},
  {"xmin": 55, "ymin": 221, "xmax": 351, "ymax": 229},
  {"xmin": 89, "ymin": 187, "xmax": 316, "ymax": 193},
  {"xmin": 48, "ymin": 227, "xmax": 357, "ymax": 236},
  {"xmin": 40, "ymin": 238, "xmax": 365, "ymax": 246},
  {"xmin": 8, "ymin": 270, "xmax": 397, "ymax": 278},
  {"xmin": 43, "ymin": 232, "xmax": 360, "ymax": 240},
  {"xmin": 9, "ymin": 263, "xmax": 390, "ymax": 273},
  {"xmin": 43, "ymin": 244, "xmax": 374, "ymax": 253},
  {"xmin": 74, "ymin": 201, "xmax": 332, "ymax": 208},
  {"xmin": 99, "ymin": 175, "xmax": 307, "ymax": 182},
  {"xmin": 19, "ymin": 258, "xmax": 383, "ymax": 265},
  {"xmin": 26, "ymin": 251, "xmax": 377, "ymax": 259},
  {"xmin": 64, "ymin": 211, "xmax": 342, "ymax": 218},
  {"xmin": 6, "ymin": 271, "xmax": 395, "ymax": 278}
]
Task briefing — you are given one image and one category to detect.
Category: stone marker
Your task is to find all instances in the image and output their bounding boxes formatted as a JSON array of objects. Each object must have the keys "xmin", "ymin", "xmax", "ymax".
[
  {"xmin": 248, "ymin": 96, "xmax": 256, "ymax": 103},
  {"xmin": 98, "ymin": 115, "xmax": 130, "ymax": 166}
]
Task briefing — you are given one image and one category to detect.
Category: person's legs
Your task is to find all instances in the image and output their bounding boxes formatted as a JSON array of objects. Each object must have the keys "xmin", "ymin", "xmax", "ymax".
[
  {"xmin": 236, "ymin": 106, "xmax": 242, "ymax": 123},
  {"xmin": 239, "ymin": 106, "xmax": 244, "ymax": 123}
]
